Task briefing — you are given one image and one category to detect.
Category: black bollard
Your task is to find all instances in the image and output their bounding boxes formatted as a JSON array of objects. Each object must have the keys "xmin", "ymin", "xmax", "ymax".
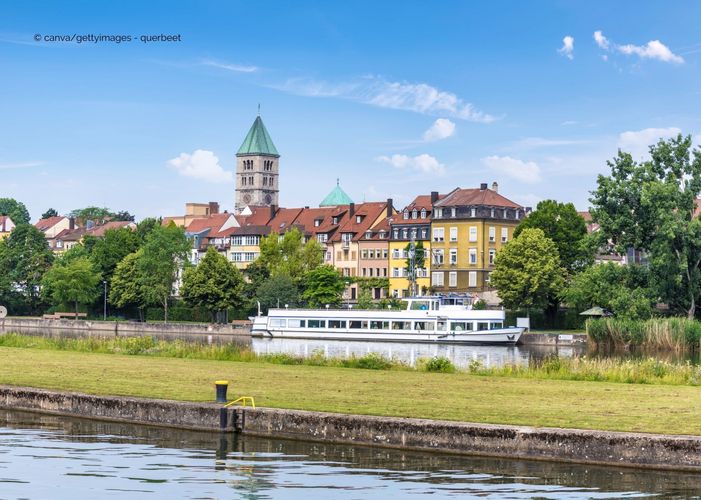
[{"xmin": 215, "ymin": 380, "xmax": 229, "ymax": 403}]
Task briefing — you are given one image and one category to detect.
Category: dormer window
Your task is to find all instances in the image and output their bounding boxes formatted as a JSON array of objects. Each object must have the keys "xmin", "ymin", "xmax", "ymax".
[
  {"xmin": 356, "ymin": 215, "xmax": 363, "ymax": 223},
  {"xmin": 365, "ymin": 231, "xmax": 372, "ymax": 239},
  {"xmin": 332, "ymin": 216, "xmax": 338, "ymax": 224},
  {"xmin": 393, "ymin": 229, "xmax": 399, "ymax": 239},
  {"xmin": 379, "ymin": 230, "xmax": 386, "ymax": 239},
  {"xmin": 471, "ymin": 208, "xmax": 476, "ymax": 217},
  {"xmin": 412, "ymin": 209, "xmax": 417, "ymax": 219},
  {"xmin": 420, "ymin": 208, "xmax": 426, "ymax": 219},
  {"xmin": 403, "ymin": 210, "xmax": 409, "ymax": 220},
  {"xmin": 314, "ymin": 219, "xmax": 322, "ymax": 227},
  {"xmin": 451, "ymin": 207, "xmax": 456, "ymax": 218},
  {"xmin": 490, "ymin": 208, "xmax": 495, "ymax": 218}
]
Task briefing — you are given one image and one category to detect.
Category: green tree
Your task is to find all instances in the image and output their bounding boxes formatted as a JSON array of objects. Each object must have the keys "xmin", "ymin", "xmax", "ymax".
[
  {"xmin": 590, "ymin": 134, "xmax": 701, "ymax": 318},
  {"xmin": 0, "ymin": 224, "xmax": 54, "ymax": 314},
  {"xmin": 41, "ymin": 208, "xmax": 59, "ymax": 219},
  {"xmin": 356, "ymin": 287, "xmax": 374, "ymax": 309},
  {"xmin": 490, "ymin": 228, "xmax": 565, "ymax": 311},
  {"xmin": 514, "ymin": 200, "xmax": 591, "ymax": 273},
  {"xmin": 0, "ymin": 198, "xmax": 30, "ymax": 225},
  {"xmin": 404, "ymin": 240, "xmax": 426, "ymax": 295},
  {"xmin": 181, "ymin": 247, "xmax": 245, "ymax": 322},
  {"xmin": 562, "ymin": 263, "xmax": 654, "ymax": 320},
  {"xmin": 113, "ymin": 210, "xmax": 135, "ymax": 222},
  {"xmin": 90, "ymin": 228, "xmax": 140, "ymax": 281},
  {"xmin": 255, "ymin": 274, "xmax": 300, "ymax": 313},
  {"xmin": 135, "ymin": 217, "xmax": 161, "ymax": 242},
  {"xmin": 42, "ymin": 257, "xmax": 102, "ymax": 316},
  {"xmin": 69, "ymin": 206, "xmax": 113, "ymax": 226},
  {"xmin": 109, "ymin": 250, "xmax": 147, "ymax": 320},
  {"xmin": 302, "ymin": 265, "xmax": 345, "ymax": 308},
  {"xmin": 258, "ymin": 228, "xmax": 324, "ymax": 282},
  {"xmin": 137, "ymin": 224, "xmax": 190, "ymax": 322}
]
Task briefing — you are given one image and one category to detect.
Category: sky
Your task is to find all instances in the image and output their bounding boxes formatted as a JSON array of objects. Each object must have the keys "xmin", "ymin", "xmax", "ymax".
[{"xmin": 2, "ymin": 0, "xmax": 701, "ymax": 221}]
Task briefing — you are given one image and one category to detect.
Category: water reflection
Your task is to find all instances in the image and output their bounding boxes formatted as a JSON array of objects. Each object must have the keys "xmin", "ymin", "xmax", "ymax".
[
  {"xmin": 0, "ymin": 409, "xmax": 699, "ymax": 498},
  {"xmin": 252, "ymin": 337, "xmax": 587, "ymax": 369}
]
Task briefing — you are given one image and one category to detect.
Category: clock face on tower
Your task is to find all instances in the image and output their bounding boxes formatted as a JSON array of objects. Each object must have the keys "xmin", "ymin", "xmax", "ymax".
[
  {"xmin": 264, "ymin": 194, "xmax": 273, "ymax": 204},
  {"xmin": 243, "ymin": 194, "xmax": 252, "ymax": 204}
]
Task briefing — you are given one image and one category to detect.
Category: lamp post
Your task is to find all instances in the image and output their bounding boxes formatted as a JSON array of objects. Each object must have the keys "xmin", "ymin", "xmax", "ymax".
[{"xmin": 102, "ymin": 280, "xmax": 107, "ymax": 320}]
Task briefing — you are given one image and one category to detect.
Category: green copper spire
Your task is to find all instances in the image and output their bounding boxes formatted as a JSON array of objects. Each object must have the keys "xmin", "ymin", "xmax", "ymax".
[
  {"xmin": 237, "ymin": 115, "xmax": 279, "ymax": 157},
  {"xmin": 320, "ymin": 178, "xmax": 353, "ymax": 207}
]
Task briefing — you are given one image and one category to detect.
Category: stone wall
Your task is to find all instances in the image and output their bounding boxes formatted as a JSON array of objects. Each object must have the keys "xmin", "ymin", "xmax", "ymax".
[{"xmin": 1, "ymin": 385, "xmax": 700, "ymax": 471}]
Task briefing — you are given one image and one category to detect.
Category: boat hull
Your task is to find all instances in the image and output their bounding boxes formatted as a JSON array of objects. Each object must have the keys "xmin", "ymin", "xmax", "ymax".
[{"xmin": 250, "ymin": 326, "xmax": 523, "ymax": 345}]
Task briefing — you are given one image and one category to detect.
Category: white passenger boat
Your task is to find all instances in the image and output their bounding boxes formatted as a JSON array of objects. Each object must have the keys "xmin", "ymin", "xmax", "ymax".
[{"xmin": 251, "ymin": 296, "xmax": 523, "ymax": 345}]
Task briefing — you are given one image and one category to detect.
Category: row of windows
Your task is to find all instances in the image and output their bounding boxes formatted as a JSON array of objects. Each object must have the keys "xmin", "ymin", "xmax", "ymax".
[
  {"xmin": 432, "ymin": 248, "xmax": 497, "ymax": 265},
  {"xmin": 432, "ymin": 226, "xmax": 508, "ymax": 243},
  {"xmin": 269, "ymin": 318, "xmax": 503, "ymax": 331},
  {"xmin": 361, "ymin": 249, "xmax": 388, "ymax": 260},
  {"xmin": 402, "ymin": 208, "xmax": 428, "ymax": 220},
  {"xmin": 262, "ymin": 176, "xmax": 275, "ymax": 187},
  {"xmin": 434, "ymin": 207, "xmax": 523, "ymax": 220},
  {"xmin": 431, "ymin": 271, "xmax": 491, "ymax": 288},
  {"xmin": 230, "ymin": 252, "xmax": 259, "ymax": 262},
  {"xmin": 392, "ymin": 227, "xmax": 429, "ymax": 240},
  {"xmin": 391, "ymin": 267, "xmax": 428, "ymax": 278},
  {"xmin": 242, "ymin": 159, "xmax": 276, "ymax": 171},
  {"xmin": 360, "ymin": 267, "xmax": 388, "ymax": 277},
  {"xmin": 231, "ymin": 235, "xmax": 260, "ymax": 246}
]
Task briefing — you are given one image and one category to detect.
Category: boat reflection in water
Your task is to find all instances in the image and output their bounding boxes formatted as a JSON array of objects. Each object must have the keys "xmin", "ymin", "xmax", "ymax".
[{"xmin": 252, "ymin": 337, "xmax": 585, "ymax": 369}]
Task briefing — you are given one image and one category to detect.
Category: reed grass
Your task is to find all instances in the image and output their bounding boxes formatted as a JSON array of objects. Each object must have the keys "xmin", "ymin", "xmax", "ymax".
[
  {"xmin": 2, "ymin": 333, "xmax": 701, "ymax": 386},
  {"xmin": 587, "ymin": 317, "xmax": 701, "ymax": 351}
]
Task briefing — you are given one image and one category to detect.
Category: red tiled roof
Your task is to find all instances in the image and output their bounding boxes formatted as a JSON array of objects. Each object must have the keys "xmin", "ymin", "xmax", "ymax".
[
  {"xmin": 268, "ymin": 208, "xmax": 304, "ymax": 234},
  {"xmin": 85, "ymin": 221, "xmax": 135, "ymax": 238},
  {"xmin": 54, "ymin": 227, "xmax": 85, "ymax": 241},
  {"xmin": 434, "ymin": 187, "xmax": 522, "ymax": 209},
  {"xmin": 35, "ymin": 216, "xmax": 66, "ymax": 231},
  {"xmin": 289, "ymin": 206, "xmax": 349, "ymax": 237},
  {"xmin": 332, "ymin": 202, "xmax": 391, "ymax": 242},
  {"xmin": 391, "ymin": 193, "xmax": 445, "ymax": 226},
  {"xmin": 185, "ymin": 213, "xmax": 233, "ymax": 234},
  {"xmin": 238, "ymin": 206, "xmax": 274, "ymax": 227}
]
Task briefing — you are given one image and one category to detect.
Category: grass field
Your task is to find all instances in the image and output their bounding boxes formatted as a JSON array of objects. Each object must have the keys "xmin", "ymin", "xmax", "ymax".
[{"xmin": 1, "ymin": 346, "xmax": 701, "ymax": 435}]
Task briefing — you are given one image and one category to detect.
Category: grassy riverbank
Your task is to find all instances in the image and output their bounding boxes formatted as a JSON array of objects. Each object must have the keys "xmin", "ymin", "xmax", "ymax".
[
  {"xmin": 2, "ymin": 333, "xmax": 701, "ymax": 386},
  {"xmin": 1, "ymin": 345, "xmax": 700, "ymax": 435}
]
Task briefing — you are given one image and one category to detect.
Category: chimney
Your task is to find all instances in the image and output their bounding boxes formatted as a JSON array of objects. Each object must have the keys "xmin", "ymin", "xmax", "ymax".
[
  {"xmin": 269, "ymin": 204, "xmax": 278, "ymax": 219},
  {"xmin": 349, "ymin": 203, "xmax": 355, "ymax": 216},
  {"xmin": 480, "ymin": 183, "xmax": 488, "ymax": 191},
  {"xmin": 69, "ymin": 217, "xmax": 75, "ymax": 230},
  {"xmin": 386, "ymin": 198, "xmax": 393, "ymax": 217},
  {"xmin": 430, "ymin": 191, "xmax": 439, "ymax": 204},
  {"xmin": 491, "ymin": 182, "xmax": 498, "ymax": 193},
  {"xmin": 209, "ymin": 202, "xmax": 220, "ymax": 215}
]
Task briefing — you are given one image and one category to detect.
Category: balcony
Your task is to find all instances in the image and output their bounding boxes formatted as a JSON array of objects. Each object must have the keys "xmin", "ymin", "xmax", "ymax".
[{"xmin": 342, "ymin": 240, "xmax": 350, "ymax": 249}]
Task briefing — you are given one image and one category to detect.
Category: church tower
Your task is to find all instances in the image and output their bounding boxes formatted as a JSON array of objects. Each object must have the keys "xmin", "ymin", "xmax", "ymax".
[{"xmin": 235, "ymin": 114, "xmax": 280, "ymax": 213}]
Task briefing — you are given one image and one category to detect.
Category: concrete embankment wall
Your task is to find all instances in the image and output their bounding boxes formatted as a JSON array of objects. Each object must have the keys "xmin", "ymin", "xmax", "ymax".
[
  {"xmin": 1, "ymin": 385, "xmax": 699, "ymax": 471},
  {"xmin": 0, "ymin": 317, "xmax": 251, "ymax": 343},
  {"xmin": 520, "ymin": 332, "xmax": 588, "ymax": 347}
]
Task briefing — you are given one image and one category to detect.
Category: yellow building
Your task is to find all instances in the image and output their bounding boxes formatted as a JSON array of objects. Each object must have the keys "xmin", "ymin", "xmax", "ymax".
[
  {"xmin": 0, "ymin": 216, "xmax": 15, "ymax": 239},
  {"xmin": 429, "ymin": 184, "xmax": 530, "ymax": 301},
  {"xmin": 388, "ymin": 194, "xmax": 439, "ymax": 297}
]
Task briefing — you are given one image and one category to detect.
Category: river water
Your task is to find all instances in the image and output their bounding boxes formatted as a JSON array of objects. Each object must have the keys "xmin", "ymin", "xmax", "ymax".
[{"xmin": 1, "ymin": 410, "xmax": 699, "ymax": 499}]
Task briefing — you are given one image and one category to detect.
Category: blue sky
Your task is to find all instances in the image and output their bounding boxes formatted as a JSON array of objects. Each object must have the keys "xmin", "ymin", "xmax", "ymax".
[{"xmin": 2, "ymin": 0, "xmax": 701, "ymax": 220}]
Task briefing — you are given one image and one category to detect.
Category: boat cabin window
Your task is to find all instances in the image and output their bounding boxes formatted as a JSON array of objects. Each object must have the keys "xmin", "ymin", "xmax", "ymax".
[
  {"xmin": 349, "ymin": 320, "xmax": 369, "ymax": 329},
  {"xmin": 436, "ymin": 321, "xmax": 447, "ymax": 331},
  {"xmin": 408, "ymin": 300, "xmax": 433, "ymax": 311},
  {"xmin": 370, "ymin": 320, "xmax": 389, "ymax": 330},
  {"xmin": 450, "ymin": 321, "xmax": 471, "ymax": 331},
  {"xmin": 392, "ymin": 321, "xmax": 411, "ymax": 330},
  {"xmin": 413, "ymin": 321, "xmax": 433, "ymax": 331},
  {"xmin": 270, "ymin": 318, "xmax": 287, "ymax": 328},
  {"xmin": 477, "ymin": 322, "xmax": 489, "ymax": 331},
  {"xmin": 328, "ymin": 320, "xmax": 346, "ymax": 329},
  {"xmin": 308, "ymin": 319, "xmax": 326, "ymax": 328},
  {"xmin": 288, "ymin": 319, "xmax": 305, "ymax": 328},
  {"xmin": 490, "ymin": 322, "xmax": 503, "ymax": 329}
]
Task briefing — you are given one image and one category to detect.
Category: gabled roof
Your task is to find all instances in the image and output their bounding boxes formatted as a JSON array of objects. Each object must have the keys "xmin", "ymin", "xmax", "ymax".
[
  {"xmin": 35, "ymin": 216, "xmax": 67, "ymax": 231},
  {"xmin": 434, "ymin": 187, "xmax": 522, "ymax": 209},
  {"xmin": 85, "ymin": 221, "xmax": 135, "ymax": 237},
  {"xmin": 236, "ymin": 116, "xmax": 279, "ymax": 157},
  {"xmin": 320, "ymin": 180, "xmax": 353, "ymax": 207},
  {"xmin": 186, "ymin": 213, "xmax": 234, "ymax": 234},
  {"xmin": 391, "ymin": 193, "xmax": 444, "ymax": 226},
  {"xmin": 292, "ymin": 206, "xmax": 349, "ymax": 237},
  {"xmin": 268, "ymin": 208, "xmax": 304, "ymax": 234},
  {"xmin": 332, "ymin": 202, "xmax": 392, "ymax": 242}
]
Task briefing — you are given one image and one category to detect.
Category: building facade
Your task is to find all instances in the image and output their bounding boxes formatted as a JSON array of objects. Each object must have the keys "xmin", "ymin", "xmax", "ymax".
[
  {"xmin": 429, "ymin": 183, "xmax": 529, "ymax": 301},
  {"xmin": 235, "ymin": 115, "xmax": 280, "ymax": 213}
]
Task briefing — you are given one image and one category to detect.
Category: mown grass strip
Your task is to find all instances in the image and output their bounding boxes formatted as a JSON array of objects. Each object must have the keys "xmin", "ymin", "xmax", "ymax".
[{"xmin": 1, "ymin": 346, "xmax": 700, "ymax": 435}]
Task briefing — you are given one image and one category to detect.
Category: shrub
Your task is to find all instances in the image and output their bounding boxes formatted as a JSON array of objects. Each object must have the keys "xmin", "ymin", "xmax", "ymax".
[{"xmin": 423, "ymin": 356, "xmax": 456, "ymax": 373}]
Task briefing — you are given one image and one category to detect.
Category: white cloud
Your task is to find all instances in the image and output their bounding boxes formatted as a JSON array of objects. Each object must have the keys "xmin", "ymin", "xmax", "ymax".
[
  {"xmin": 201, "ymin": 59, "xmax": 259, "ymax": 73},
  {"xmin": 167, "ymin": 149, "xmax": 233, "ymax": 183},
  {"xmin": 593, "ymin": 30, "xmax": 610, "ymax": 50},
  {"xmin": 618, "ymin": 39, "xmax": 684, "ymax": 64},
  {"xmin": 558, "ymin": 36, "xmax": 574, "ymax": 60},
  {"xmin": 422, "ymin": 118, "xmax": 456, "ymax": 142},
  {"xmin": 618, "ymin": 127, "xmax": 682, "ymax": 158},
  {"xmin": 376, "ymin": 154, "xmax": 445, "ymax": 175},
  {"xmin": 0, "ymin": 161, "xmax": 43, "ymax": 170},
  {"xmin": 511, "ymin": 137, "xmax": 590, "ymax": 149},
  {"xmin": 481, "ymin": 156, "xmax": 541, "ymax": 183},
  {"xmin": 275, "ymin": 76, "xmax": 496, "ymax": 123},
  {"xmin": 592, "ymin": 31, "xmax": 684, "ymax": 64}
]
